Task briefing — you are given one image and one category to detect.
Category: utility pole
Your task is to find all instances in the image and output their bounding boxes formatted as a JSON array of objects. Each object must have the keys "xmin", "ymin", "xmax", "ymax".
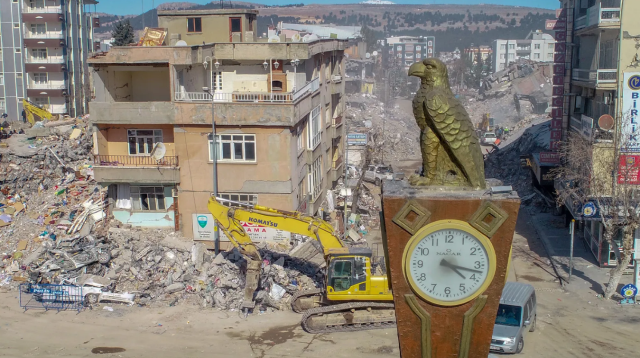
[
  {"xmin": 343, "ymin": 120, "xmax": 349, "ymax": 238},
  {"xmin": 383, "ymin": 69, "xmax": 389, "ymax": 165}
]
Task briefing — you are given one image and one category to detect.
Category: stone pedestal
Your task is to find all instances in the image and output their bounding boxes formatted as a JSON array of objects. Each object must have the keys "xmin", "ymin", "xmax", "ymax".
[{"xmin": 381, "ymin": 180, "xmax": 520, "ymax": 358}]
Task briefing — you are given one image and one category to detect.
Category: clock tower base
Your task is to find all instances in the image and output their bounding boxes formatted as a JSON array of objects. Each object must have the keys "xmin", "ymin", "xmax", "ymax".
[{"xmin": 381, "ymin": 180, "xmax": 520, "ymax": 358}]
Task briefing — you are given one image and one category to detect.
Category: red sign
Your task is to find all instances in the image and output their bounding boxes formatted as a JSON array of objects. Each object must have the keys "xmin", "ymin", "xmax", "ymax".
[
  {"xmin": 554, "ymin": 64, "xmax": 565, "ymax": 74},
  {"xmin": 540, "ymin": 152, "xmax": 561, "ymax": 164},
  {"xmin": 556, "ymin": 8, "xmax": 567, "ymax": 19},
  {"xmin": 550, "ymin": 141, "xmax": 562, "ymax": 151},
  {"xmin": 552, "ymin": 86, "xmax": 564, "ymax": 96},
  {"xmin": 551, "ymin": 96, "xmax": 564, "ymax": 107},
  {"xmin": 555, "ymin": 31, "xmax": 567, "ymax": 42},
  {"xmin": 553, "ymin": 75, "xmax": 564, "ymax": 86},
  {"xmin": 550, "ymin": 129, "xmax": 563, "ymax": 140},
  {"xmin": 555, "ymin": 43, "xmax": 566, "ymax": 53},
  {"xmin": 546, "ymin": 19, "xmax": 566, "ymax": 30},
  {"xmin": 554, "ymin": 53, "xmax": 566, "ymax": 63},
  {"xmin": 551, "ymin": 108, "xmax": 564, "ymax": 118},
  {"xmin": 618, "ymin": 155, "xmax": 640, "ymax": 185},
  {"xmin": 551, "ymin": 119, "xmax": 563, "ymax": 129}
]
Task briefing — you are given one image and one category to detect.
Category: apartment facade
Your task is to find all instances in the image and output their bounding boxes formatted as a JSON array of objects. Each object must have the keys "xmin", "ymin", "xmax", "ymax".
[
  {"xmin": 383, "ymin": 36, "xmax": 436, "ymax": 70},
  {"xmin": 492, "ymin": 30, "xmax": 556, "ymax": 72},
  {"xmin": 89, "ymin": 10, "xmax": 346, "ymax": 240},
  {"xmin": 464, "ymin": 45, "xmax": 492, "ymax": 63},
  {"xmin": 0, "ymin": 0, "xmax": 98, "ymax": 120},
  {"xmin": 557, "ymin": 0, "xmax": 640, "ymax": 268}
]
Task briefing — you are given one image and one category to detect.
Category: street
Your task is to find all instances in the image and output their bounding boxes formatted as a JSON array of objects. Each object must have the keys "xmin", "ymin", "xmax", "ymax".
[{"xmin": 1, "ymin": 209, "xmax": 637, "ymax": 358}]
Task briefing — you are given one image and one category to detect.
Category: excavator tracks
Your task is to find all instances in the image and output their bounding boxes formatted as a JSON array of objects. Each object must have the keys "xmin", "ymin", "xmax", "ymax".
[
  {"xmin": 301, "ymin": 301, "xmax": 396, "ymax": 334},
  {"xmin": 291, "ymin": 288, "xmax": 325, "ymax": 313}
]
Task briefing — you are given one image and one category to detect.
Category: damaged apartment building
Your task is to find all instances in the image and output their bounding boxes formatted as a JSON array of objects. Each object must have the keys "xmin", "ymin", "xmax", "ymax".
[{"xmin": 88, "ymin": 9, "xmax": 346, "ymax": 239}]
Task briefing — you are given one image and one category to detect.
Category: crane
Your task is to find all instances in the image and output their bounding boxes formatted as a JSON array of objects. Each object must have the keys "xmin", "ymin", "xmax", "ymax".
[
  {"xmin": 207, "ymin": 196, "xmax": 395, "ymax": 333},
  {"xmin": 22, "ymin": 99, "xmax": 52, "ymax": 124}
]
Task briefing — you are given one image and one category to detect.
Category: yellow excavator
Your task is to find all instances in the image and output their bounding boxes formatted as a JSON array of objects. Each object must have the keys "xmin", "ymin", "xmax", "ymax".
[
  {"xmin": 208, "ymin": 196, "xmax": 395, "ymax": 333},
  {"xmin": 22, "ymin": 99, "xmax": 53, "ymax": 124}
]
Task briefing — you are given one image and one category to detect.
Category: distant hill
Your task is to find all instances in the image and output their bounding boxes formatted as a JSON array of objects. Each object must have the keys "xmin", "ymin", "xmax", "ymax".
[{"xmin": 94, "ymin": 3, "xmax": 555, "ymax": 51}]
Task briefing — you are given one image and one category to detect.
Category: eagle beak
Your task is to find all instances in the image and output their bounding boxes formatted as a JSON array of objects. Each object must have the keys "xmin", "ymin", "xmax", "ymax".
[{"xmin": 408, "ymin": 62, "xmax": 426, "ymax": 77}]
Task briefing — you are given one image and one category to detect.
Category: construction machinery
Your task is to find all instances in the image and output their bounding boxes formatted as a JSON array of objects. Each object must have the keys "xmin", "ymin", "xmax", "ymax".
[
  {"xmin": 22, "ymin": 99, "xmax": 53, "ymax": 124},
  {"xmin": 513, "ymin": 93, "xmax": 548, "ymax": 115},
  {"xmin": 207, "ymin": 196, "xmax": 395, "ymax": 334},
  {"xmin": 477, "ymin": 113, "xmax": 495, "ymax": 133}
]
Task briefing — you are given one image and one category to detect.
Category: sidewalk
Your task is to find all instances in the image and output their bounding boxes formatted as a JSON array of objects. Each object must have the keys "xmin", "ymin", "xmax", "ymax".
[{"xmin": 526, "ymin": 208, "xmax": 611, "ymax": 297}]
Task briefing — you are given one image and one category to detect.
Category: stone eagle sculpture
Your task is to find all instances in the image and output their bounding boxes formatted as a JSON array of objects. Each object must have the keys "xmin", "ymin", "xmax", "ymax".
[{"xmin": 408, "ymin": 58, "xmax": 486, "ymax": 189}]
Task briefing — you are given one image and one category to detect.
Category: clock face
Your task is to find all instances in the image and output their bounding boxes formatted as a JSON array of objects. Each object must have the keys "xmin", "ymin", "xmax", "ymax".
[{"xmin": 403, "ymin": 220, "xmax": 497, "ymax": 306}]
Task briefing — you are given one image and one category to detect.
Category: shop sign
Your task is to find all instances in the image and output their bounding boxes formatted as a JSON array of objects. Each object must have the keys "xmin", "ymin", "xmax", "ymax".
[
  {"xmin": 582, "ymin": 202, "xmax": 597, "ymax": 217},
  {"xmin": 622, "ymin": 73, "xmax": 640, "ymax": 152},
  {"xmin": 347, "ymin": 133, "xmax": 368, "ymax": 146},
  {"xmin": 620, "ymin": 284, "xmax": 637, "ymax": 298},
  {"xmin": 618, "ymin": 155, "xmax": 640, "ymax": 185}
]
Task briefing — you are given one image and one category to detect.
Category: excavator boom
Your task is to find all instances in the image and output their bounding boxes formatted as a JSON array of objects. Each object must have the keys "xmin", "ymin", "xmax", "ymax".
[{"xmin": 22, "ymin": 99, "xmax": 52, "ymax": 124}]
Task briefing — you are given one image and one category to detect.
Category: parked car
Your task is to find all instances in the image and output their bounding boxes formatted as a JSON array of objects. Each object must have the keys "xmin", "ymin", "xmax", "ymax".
[
  {"xmin": 481, "ymin": 132, "xmax": 498, "ymax": 145},
  {"xmin": 490, "ymin": 282, "xmax": 537, "ymax": 354},
  {"xmin": 363, "ymin": 165, "xmax": 404, "ymax": 186}
]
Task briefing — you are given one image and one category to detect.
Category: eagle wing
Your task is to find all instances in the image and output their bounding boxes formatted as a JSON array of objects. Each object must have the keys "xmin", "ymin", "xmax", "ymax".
[{"xmin": 424, "ymin": 91, "xmax": 478, "ymax": 150}]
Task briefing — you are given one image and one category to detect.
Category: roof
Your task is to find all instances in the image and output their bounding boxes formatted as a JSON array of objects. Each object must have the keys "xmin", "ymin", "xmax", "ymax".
[
  {"xmin": 280, "ymin": 23, "xmax": 362, "ymax": 40},
  {"xmin": 157, "ymin": 9, "xmax": 259, "ymax": 16},
  {"xmin": 500, "ymin": 282, "xmax": 535, "ymax": 306}
]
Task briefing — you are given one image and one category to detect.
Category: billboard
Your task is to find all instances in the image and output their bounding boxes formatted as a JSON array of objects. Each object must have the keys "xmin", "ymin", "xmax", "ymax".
[
  {"xmin": 618, "ymin": 155, "xmax": 640, "ymax": 185},
  {"xmin": 347, "ymin": 133, "xmax": 368, "ymax": 146},
  {"xmin": 622, "ymin": 72, "xmax": 640, "ymax": 152}
]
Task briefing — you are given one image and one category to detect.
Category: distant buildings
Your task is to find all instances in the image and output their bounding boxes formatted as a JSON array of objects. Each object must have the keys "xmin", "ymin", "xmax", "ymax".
[
  {"xmin": 492, "ymin": 30, "xmax": 555, "ymax": 72},
  {"xmin": 383, "ymin": 36, "xmax": 436, "ymax": 70},
  {"xmin": 465, "ymin": 45, "xmax": 493, "ymax": 63},
  {"xmin": 0, "ymin": 0, "xmax": 99, "ymax": 120}
]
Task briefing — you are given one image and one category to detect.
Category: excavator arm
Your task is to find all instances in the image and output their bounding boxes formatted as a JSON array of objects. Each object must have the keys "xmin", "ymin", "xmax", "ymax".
[
  {"xmin": 22, "ymin": 99, "xmax": 52, "ymax": 124},
  {"xmin": 207, "ymin": 196, "xmax": 346, "ymax": 311}
]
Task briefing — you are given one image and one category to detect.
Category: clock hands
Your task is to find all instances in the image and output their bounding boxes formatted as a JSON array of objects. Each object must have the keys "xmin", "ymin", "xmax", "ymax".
[
  {"xmin": 439, "ymin": 259, "xmax": 466, "ymax": 279},
  {"xmin": 440, "ymin": 259, "xmax": 483, "ymax": 278}
]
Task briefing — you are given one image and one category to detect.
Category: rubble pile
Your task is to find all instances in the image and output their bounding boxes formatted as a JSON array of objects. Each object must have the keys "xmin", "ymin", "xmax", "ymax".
[{"xmin": 484, "ymin": 121, "xmax": 552, "ymax": 199}]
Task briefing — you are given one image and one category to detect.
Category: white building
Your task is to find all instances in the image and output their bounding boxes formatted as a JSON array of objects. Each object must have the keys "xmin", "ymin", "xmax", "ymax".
[{"xmin": 492, "ymin": 30, "xmax": 555, "ymax": 72}]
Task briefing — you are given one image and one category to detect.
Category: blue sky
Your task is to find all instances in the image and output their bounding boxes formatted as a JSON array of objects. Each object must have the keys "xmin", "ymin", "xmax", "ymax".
[{"xmin": 97, "ymin": 1, "xmax": 559, "ymax": 16}]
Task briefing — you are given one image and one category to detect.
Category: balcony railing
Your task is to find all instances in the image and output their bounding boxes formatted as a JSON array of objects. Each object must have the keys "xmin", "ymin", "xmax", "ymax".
[
  {"xmin": 332, "ymin": 115, "xmax": 343, "ymax": 127},
  {"xmin": 26, "ymin": 56, "xmax": 65, "ymax": 64},
  {"xmin": 24, "ymin": 31, "xmax": 64, "ymax": 39},
  {"xmin": 575, "ymin": 4, "xmax": 620, "ymax": 30},
  {"xmin": 175, "ymin": 77, "xmax": 321, "ymax": 104},
  {"xmin": 572, "ymin": 69, "xmax": 617, "ymax": 86},
  {"xmin": 23, "ymin": 6, "xmax": 62, "ymax": 13},
  {"xmin": 332, "ymin": 156, "xmax": 343, "ymax": 170},
  {"xmin": 93, "ymin": 155, "xmax": 179, "ymax": 167},
  {"xmin": 28, "ymin": 82, "xmax": 66, "ymax": 89},
  {"xmin": 331, "ymin": 75, "xmax": 342, "ymax": 82}
]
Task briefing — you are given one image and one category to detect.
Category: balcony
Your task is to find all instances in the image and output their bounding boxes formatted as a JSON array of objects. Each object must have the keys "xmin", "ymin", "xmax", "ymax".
[
  {"xmin": 24, "ymin": 31, "xmax": 64, "ymax": 39},
  {"xmin": 331, "ymin": 75, "xmax": 342, "ymax": 83},
  {"xmin": 575, "ymin": 4, "xmax": 620, "ymax": 31},
  {"xmin": 92, "ymin": 155, "xmax": 180, "ymax": 184},
  {"xmin": 28, "ymin": 82, "xmax": 66, "ymax": 90},
  {"xmin": 25, "ymin": 56, "xmax": 65, "ymax": 64},
  {"xmin": 333, "ymin": 115, "xmax": 343, "ymax": 127},
  {"xmin": 516, "ymin": 47, "xmax": 530, "ymax": 53},
  {"xmin": 23, "ymin": 6, "xmax": 62, "ymax": 13},
  {"xmin": 572, "ymin": 69, "xmax": 617, "ymax": 88},
  {"xmin": 174, "ymin": 78, "xmax": 321, "ymax": 104}
]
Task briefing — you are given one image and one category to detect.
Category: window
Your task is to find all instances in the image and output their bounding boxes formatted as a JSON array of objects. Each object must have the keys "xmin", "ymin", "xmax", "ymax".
[
  {"xmin": 416, "ymin": 45, "xmax": 421, "ymax": 50},
  {"xmin": 428, "ymin": 49, "xmax": 433, "ymax": 54},
  {"xmin": 500, "ymin": 54, "xmax": 505, "ymax": 59},
  {"xmin": 547, "ymin": 53, "xmax": 553, "ymax": 60},
  {"xmin": 533, "ymin": 53, "xmax": 540, "ymax": 59},
  {"xmin": 508, "ymin": 44, "xmax": 515, "ymax": 50},
  {"xmin": 230, "ymin": 17, "xmax": 241, "ymax": 33},
  {"xmin": 500, "ymin": 44, "xmax": 506, "ymax": 50},
  {"xmin": 31, "ymin": 24, "xmax": 46, "ymax": 35},
  {"xmin": 127, "ymin": 129, "xmax": 163, "ymax": 155},
  {"xmin": 212, "ymin": 71, "xmax": 222, "ymax": 91},
  {"xmin": 14, "ymin": 23, "xmax": 20, "ymax": 28},
  {"xmin": 33, "ymin": 97, "xmax": 49, "ymax": 106},
  {"xmin": 131, "ymin": 186, "xmax": 166, "ymax": 211},
  {"xmin": 210, "ymin": 134, "xmax": 256, "ymax": 162},
  {"xmin": 307, "ymin": 106, "xmax": 321, "ymax": 150},
  {"xmin": 187, "ymin": 17, "xmax": 202, "ymax": 33},
  {"xmin": 548, "ymin": 43, "xmax": 554, "ymax": 50},
  {"xmin": 33, "ymin": 73, "xmax": 48, "ymax": 84},
  {"xmin": 396, "ymin": 46, "xmax": 402, "ymax": 51},
  {"xmin": 0, "ymin": 74, "xmax": 3, "ymax": 85},
  {"xmin": 331, "ymin": 260, "xmax": 352, "ymax": 291},
  {"xmin": 219, "ymin": 193, "xmax": 258, "ymax": 207},
  {"xmin": 308, "ymin": 156, "xmax": 322, "ymax": 200},
  {"xmin": 508, "ymin": 53, "xmax": 514, "ymax": 60},
  {"xmin": 297, "ymin": 125, "xmax": 305, "ymax": 152},
  {"xmin": 416, "ymin": 53, "xmax": 421, "ymax": 59},
  {"xmin": 15, "ymin": 48, "xmax": 21, "ymax": 53},
  {"xmin": 30, "ymin": 0, "xmax": 45, "ymax": 9},
  {"xmin": 396, "ymin": 53, "xmax": 402, "ymax": 58},
  {"xmin": 0, "ymin": 98, "xmax": 5, "ymax": 110},
  {"xmin": 534, "ymin": 44, "xmax": 541, "ymax": 50},
  {"xmin": 428, "ymin": 41, "xmax": 432, "ymax": 46},
  {"xmin": 31, "ymin": 48, "xmax": 47, "ymax": 61}
]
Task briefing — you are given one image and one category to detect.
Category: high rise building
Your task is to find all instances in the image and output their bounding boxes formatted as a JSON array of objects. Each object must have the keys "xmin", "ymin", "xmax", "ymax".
[{"xmin": 0, "ymin": 0, "xmax": 99, "ymax": 121}]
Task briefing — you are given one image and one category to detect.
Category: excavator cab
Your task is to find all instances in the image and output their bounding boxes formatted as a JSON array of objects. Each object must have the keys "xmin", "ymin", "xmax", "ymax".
[{"xmin": 325, "ymin": 247, "xmax": 390, "ymax": 300}]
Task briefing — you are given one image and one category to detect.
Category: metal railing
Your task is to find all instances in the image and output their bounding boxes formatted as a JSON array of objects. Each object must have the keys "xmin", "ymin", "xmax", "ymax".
[
  {"xmin": 26, "ymin": 56, "xmax": 65, "ymax": 64},
  {"xmin": 572, "ymin": 69, "xmax": 617, "ymax": 86},
  {"xmin": 333, "ymin": 115, "xmax": 343, "ymax": 126},
  {"xmin": 331, "ymin": 75, "xmax": 342, "ymax": 82},
  {"xmin": 28, "ymin": 82, "xmax": 66, "ymax": 89},
  {"xmin": 175, "ymin": 77, "xmax": 321, "ymax": 104},
  {"xmin": 24, "ymin": 31, "xmax": 64, "ymax": 39},
  {"xmin": 93, "ymin": 155, "xmax": 179, "ymax": 167},
  {"xmin": 576, "ymin": 4, "xmax": 620, "ymax": 29},
  {"xmin": 23, "ymin": 6, "xmax": 62, "ymax": 13},
  {"xmin": 332, "ymin": 156, "xmax": 343, "ymax": 170}
]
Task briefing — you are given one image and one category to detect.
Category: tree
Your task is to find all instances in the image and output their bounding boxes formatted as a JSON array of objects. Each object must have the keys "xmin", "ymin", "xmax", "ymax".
[
  {"xmin": 111, "ymin": 20, "xmax": 135, "ymax": 46},
  {"xmin": 554, "ymin": 117, "xmax": 639, "ymax": 299}
]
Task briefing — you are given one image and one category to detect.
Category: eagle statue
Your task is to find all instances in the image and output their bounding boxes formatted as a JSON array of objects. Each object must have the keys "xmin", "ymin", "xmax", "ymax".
[{"xmin": 408, "ymin": 58, "xmax": 486, "ymax": 189}]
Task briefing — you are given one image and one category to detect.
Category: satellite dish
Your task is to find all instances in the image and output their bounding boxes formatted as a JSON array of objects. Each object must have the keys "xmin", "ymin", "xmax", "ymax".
[
  {"xmin": 150, "ymin": 143, "xmax": 167, "ymax": 161},
  {"xmin": 372, "ymin": 51, "xmax": 378, "ymax": 57},
  {"xmin": 598, "ymin": 114, "xmax": 615, "ymax": 131},
  {"xmin": 175, "ymin": 40, "xmax": 188, "ymax": 47},
  {"xmin": 268, "ymin": 35, "xmax": 281, "ymax": 43},
  {"xmin": 365, "ymin": 52, "xmax": 371, "ymax": 59},
  {"xmin": 291, "ymin": 33, "xmax": 302, "ymax": 42}
]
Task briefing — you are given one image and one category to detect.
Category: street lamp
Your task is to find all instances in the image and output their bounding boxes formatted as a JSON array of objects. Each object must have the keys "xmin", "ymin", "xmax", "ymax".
[{"xmin": 203, "ymin": 56, "xmax": 220, "ymax": 254}]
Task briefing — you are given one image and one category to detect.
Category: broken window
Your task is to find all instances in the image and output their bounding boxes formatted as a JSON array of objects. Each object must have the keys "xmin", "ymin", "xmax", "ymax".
[
  {"xmin": 131, "ymin": 186, "xmax": 166, "ymax": 211},
  {"xmin": 187, "ymin": 17, "xmax": 202, "ymax": 33},
  {"xmin": 210, "ymin": 134, "xmax": 256, "ymax": 162},
  {"xmin": 128, "ymin": 129, "xmax": 163, "ymax": 155},
  {"xmin": 219, "ymin": 193, "xmax": 258, "ymax": 207}
]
